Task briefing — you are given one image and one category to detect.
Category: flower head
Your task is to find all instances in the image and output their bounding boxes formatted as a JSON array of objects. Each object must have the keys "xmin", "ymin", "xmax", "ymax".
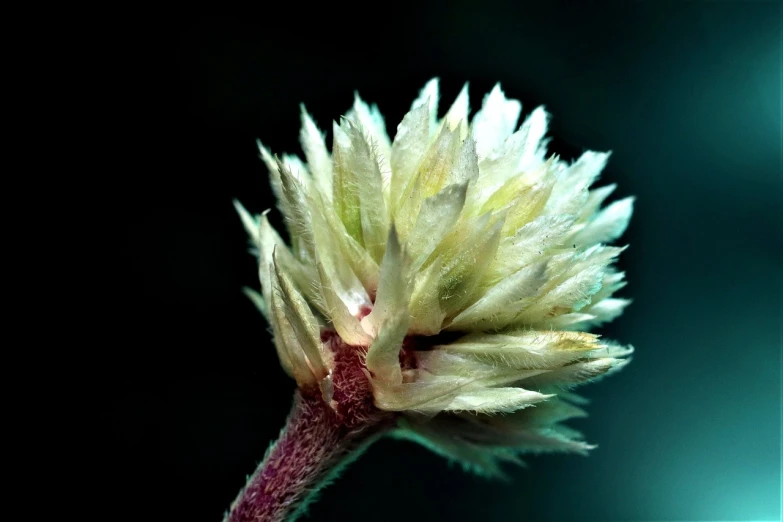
[{"xmin": 235, "ymin": 79, "xmax": 633, "ymax": 475}]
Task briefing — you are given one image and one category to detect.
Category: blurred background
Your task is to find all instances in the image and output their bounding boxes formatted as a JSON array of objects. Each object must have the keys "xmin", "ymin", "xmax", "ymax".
[{"xmin": 122, "ymin": 2, "xmax": 781, "ymax": 521}]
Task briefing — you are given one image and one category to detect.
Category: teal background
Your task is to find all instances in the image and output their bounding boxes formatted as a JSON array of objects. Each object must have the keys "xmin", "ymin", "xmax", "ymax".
[{"xmin": 122, "ymin": 2, "xmax": 781, "ymax": 521}]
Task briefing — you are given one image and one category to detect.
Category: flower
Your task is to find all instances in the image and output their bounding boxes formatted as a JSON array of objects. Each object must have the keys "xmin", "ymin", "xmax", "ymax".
[{"xmin": 234, "ymin": 78, "xmax": 633, "ymax": 476}]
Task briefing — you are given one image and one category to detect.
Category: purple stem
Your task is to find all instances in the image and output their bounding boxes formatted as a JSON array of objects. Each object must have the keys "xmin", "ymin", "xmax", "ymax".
[{"xmin": 224, "ymin": 389, "xmax": 385, "ymax": 522}]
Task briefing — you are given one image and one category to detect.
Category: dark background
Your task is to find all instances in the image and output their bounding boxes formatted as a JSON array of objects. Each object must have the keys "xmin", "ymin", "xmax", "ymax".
[{"xmin": 122, "ymin": 2, "xmax": 781, "ymax": 521}]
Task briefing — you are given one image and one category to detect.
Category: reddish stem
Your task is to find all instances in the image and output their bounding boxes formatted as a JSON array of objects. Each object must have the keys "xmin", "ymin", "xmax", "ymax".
[{"xmin": 225, "ymin": 334, "xmax": 394, "ymax": 522}]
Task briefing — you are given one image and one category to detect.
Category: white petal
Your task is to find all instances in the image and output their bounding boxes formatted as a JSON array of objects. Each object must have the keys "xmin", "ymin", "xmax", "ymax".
[
  {"xmin": 233, "ymin": 199, "xmax": 260, "ymax": 246},
  {"xmin": 471, "ymin": 83, "xmax": 522, "ymax": 159},
  {"xmin": 523, "ymin": 357, "xmax": 629, "ymax": 389},
  {"xmin": 545, "ymin": 151, "xmax": 610, "ymax": 216},
  {"xmin": 410, "ymin": 78, "xmax": 439, "ymax": 131},
  {"xmin": 416, "ymin": 350, "xmax": 548, "ymax": 388},
  {"xmin": 516, "ymin": 106, "xmax": 550, "ymax": 172},
  {"xmin": 572, "ymin": 196, "xmax": 634, "ymax": 246},
  {"xmin": 299, "ymin": 105, "xmax": 333, "ymax": 199},
  {"xmin": 256, "ymin": 140, "xmax": 284, "ymax": 203},
  {"xmin": 448, "ymin": 136, "xmax": 480, "ymax": 187},
  {"xmin": 346, "ymin": 93, "xmax": 392, "ymax": 183},
  {"xmin": 490, "ymin": 215, "xmax": 575, "ymax": 281},
  {"xmin": 521, "ymin": 264, "xmax": 605, "ymax": 322},
  {"xmin": 443, "ymin": 82, "xmax": 470, "ymax": 137},
  {"xmin": 444, "ymin": 388, "xmax": 551, "ymax": 413},
  {"xmin": 586, "ymin": 297, "xmax": 632, "ymax": 325}
]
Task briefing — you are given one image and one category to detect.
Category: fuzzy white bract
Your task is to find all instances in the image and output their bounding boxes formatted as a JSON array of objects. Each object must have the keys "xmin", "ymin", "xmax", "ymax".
[{"xmin": 235, "ymin": 79, "xmax": 633, "ymax": 474}]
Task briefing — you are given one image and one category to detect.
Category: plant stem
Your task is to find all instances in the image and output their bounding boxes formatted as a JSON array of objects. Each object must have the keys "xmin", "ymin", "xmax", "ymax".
[{"xmin": 224, "ymin": 389, "xmax": 386, "ymax": 522}]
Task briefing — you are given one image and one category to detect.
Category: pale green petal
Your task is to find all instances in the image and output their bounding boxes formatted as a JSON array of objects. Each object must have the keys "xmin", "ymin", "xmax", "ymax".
[
  {"xmin": 371, "ymin": 374, "xmax": 475, "ymax": 412},
  {"xmin": 437, "ymin": 330, "xmax": 602, "ymax": 370},
  {"xmin": 238, "ymin": 79, "xmax": 634, "ymax": 455},
  {"xmin": 277, "ymin": 158, "xmax": 315, "ymax": 260},
  {"xmin": 391, "ymin": 420, "xmax": 518, "ymax": 478},
  {"xmin": 269, "ymin": 265, "xmax": 314, "ymax": 386},
  {"xmin": 256, "ymin": 140, "xmax": 284, "ymax": 204},
  {"xmin": 331, "ymin": 121, "xmax": 363, "ymax": 242},
  {"xmin": 435, "ymin": 212, "xmax": 505, "ymax": 318},
  {"xmin": 241, "ymin": 286, "xmax": 268, "ymax": 320},
  {"xmin": 339, "ymin": 120, "xmax": 390, "ymax": 262},
  {"xmin": 449, "ymin": 261, "xmax": 547, "ymax": 330},
  {"xmin": 308, "ymin": 190, "xmax": 372, "ymax": 314},
  {"xmin": 309, "ymin": 189, "xmax": 379, "ymax": 295},
  {"xmin": 406, "ymin": 182, "xmax": 468, "ymax": 269},
  {"xmin": 315, "ymin": 260, "xmax": 373, "ymax": 346},
  {"xmin": 272, "ymin": 251, "xmax": 329, "ymax": 379},
  {"xmin": 299, "ymin": 105, "xmax": 333, "ymax": 199},
  {"xmin": 408, "ymin": 259, "xmax": 445, "ymax": 335},
  {"xmin": 346, "ymin": 93, "xmax": 392, "ymax": 181},
  {"xmin": 391, "ymin": 102, "xmax": 430, "ymax": 214},
  {"xmin": 365, "ymin": 308, "xmax": 409, "ymax": 385},
  {"xmin": 363, "ymin": 226, "xmax": 411, "ymax": 338}
]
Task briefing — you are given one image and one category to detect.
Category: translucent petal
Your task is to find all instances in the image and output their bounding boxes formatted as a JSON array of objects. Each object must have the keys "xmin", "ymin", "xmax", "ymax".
[
  {"xmin": 449, "ymin": 261, "xmax": 547, "ymax": 330},
  {"xmin": 471, "ymin": 83, "xmax": 522, "ymax": 159},
  {"xmin": 362, "ymin": 226, "xmax": 412, "ymax": 338},
  {"xmin": 241, "ymin": 287, "xmax": 268, "ymax": 320},
  {"xmin": 410, "ymin": 78, "xmax": 439, "ymax": 130},
  {"xmin": 435, "ymin": 212, "xmax": 505, "ymax": 318},
  {"xmin": 444, "ymin": 387, "xmax": 551, "ymax": 413},
  {"xmin": 437, "ymin": 330, "xmax": 602, "ymax": 370},
  {"xmin": 408, "ymin": 259, "xmax": 445, "ymax": 335},
  {"xmin": 331, "ymin": 121, "xmax": 363, "ymax": 242},
  {"xmin": 585, "ymin": 297, "xmax": 632, "ymax": 326},
  {"xmin": 572, "ymin": 196, "xmax": 634, "ymax": 246},
  {"xmin": 391, "ymin": 102, "xmax": 430, "ymax": 214},
  {"xmin": 443, "ymin": 82, "xmax": 470, "ymax": 138},
  {"xmin": 269, "ymin": 266, "xmax": 314, "ymax": 386},
  {"xmin": 346, "ymin": 93, "xmax": 392, "ymax": 176},
  {"xmin": 315, "ymin": 260, "xmax": 372, "ymax": 346},
  {"xmin": 523, "ymin": 357, "xmax": 630, "ymax": 389},
  {"xmin": 406, "ymin": 182, "xmax": 468, "ymax": 269},
  {"xmin": 545, "ymin": 151, "xmax": 610, "ymax": 216},
  {"xmin": 299, "ymin": 105, "xmax": 333, "ymax": 199}
]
